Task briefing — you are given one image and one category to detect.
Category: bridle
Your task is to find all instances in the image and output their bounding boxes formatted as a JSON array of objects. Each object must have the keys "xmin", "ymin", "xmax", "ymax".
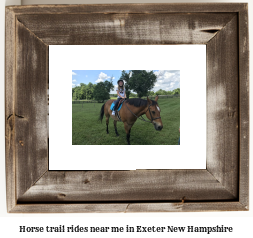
[
  {"xmin": 124, "ymin": 100, "xmax": 161, "ymax": 123},
  {"xmin": 147, "ymin": 103, "xmax": 161, "ymax": 122}
]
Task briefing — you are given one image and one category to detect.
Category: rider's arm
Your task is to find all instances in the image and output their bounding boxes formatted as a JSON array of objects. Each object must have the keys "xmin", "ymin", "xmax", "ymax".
[{"xmin": 117, "ymin": 90, "xmax": 124, "ymax": 98}]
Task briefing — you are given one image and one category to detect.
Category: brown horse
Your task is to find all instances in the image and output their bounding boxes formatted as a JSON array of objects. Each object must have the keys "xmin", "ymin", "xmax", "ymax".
[{"xmin": 99, "ymin": 96, "xmax": 163, "ymax": 145}]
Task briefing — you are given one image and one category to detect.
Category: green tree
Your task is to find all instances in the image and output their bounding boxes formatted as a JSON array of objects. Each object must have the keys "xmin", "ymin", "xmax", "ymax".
[
  {"xmin": 166, "ymin": 90, "xmax": 173, "ymax": 95},
  {"xmin": 173, "ymin": 88, "xmax": 180, "ymax": 95},
  {"xmin": 93, "ymin": 80, "xmax": 114, "ymax": 102},
  {"xmin": 74, "ymin": 86, "xmax": 81, "ymax": 100},
  {"xmin": 148, "ymin": 90, "xmax": 155, "ymax": 96},
  {"xmin": 104, "ymin": 77, "xmax": 114, "ymax": 93},
  {"xmin": 79, "ymin": 83, "xmax": 86, "ymax": 99},
  {"xmin": 155, "ymin": 89, "xmax": 167, "ymax": 95},
  {"xmin": 121, "ymin": 70, "xmax": 157, "ymax": 98},
  {"xmin": 129, "ymin": 92, "xmax": 137, "ymax": 97},
  {"xmin": 86, "ymin": 82, "xmax": 94, "ymax": 100}
]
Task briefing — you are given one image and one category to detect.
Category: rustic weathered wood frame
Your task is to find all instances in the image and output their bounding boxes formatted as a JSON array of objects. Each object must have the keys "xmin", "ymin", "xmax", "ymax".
[{"xmin": 5, "ymin": 4, "xmax": 249, "ymax": 213}]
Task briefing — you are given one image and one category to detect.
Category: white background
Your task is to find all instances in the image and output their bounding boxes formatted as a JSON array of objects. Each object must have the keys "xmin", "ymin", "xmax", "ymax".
[
  {"xmin": 0, "ymin": 0, "xmax": 252, "ymax": 237},
  {"xmin": 49, "ymin": 45, "xmax": 206, "ymax": 170}
]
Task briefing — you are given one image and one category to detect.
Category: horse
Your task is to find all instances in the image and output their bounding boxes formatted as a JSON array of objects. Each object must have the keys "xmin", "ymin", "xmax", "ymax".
[{"xmin": 99, "ymin": 95, "xmax": 163, "ymax": 145}]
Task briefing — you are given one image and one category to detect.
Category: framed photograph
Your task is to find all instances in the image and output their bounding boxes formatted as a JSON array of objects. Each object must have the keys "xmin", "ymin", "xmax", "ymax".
[
  {"xmin": 5, "ymin": 3, "xmax": 249, "ymax": 212},
  {"xmin": 49, "ymin": 45, "xmax": 205, "ymax": 170}
]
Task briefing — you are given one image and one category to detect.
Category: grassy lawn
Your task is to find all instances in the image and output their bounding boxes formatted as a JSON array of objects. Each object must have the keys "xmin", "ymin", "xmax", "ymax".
[{"xmin": 72, "ymin": 97, "xmax": 180, "ymax": 145}]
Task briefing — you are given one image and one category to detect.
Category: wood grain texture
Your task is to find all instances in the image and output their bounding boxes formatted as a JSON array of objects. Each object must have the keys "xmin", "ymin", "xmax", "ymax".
[
  {"xmin": 126, "ymin": 202, "xmax": 247, "ymax": 213},
  {"xmin": 238, "ymin": 4, "xmax": 249, "ymax": 209},
  {"xmin": 16, "ymin": 13, "xmax": 235, "ymax": 45},
  {"xmin": 15, "ymin": 20, "xmax": 48, "ymax": 200},
  {"xmin": 5, "ymin": 3, "xmax": 249, "ymax": 213},
  {"xmin": 10, "ymin": 202, "xmax": 247, "ymax": 213},
  {"xmin": 7, "ymin": 3, "xmax": 246, "ymax": 15},
  {"xmin": 5, "ymin": 7, "xmax": 16, "ymax": 212},
  {"xmin": 18, "ymin": 170, "xmax": 236, "ymax": 203},
  {"xmin": 206, "ymin": 16, "xmax": 239, "ymax": 198}
]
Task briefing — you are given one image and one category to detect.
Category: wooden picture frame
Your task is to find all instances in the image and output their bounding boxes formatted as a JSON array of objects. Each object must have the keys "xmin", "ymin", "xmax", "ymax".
[{"xmin": 5, "ymin": 3, "xmax": 249, "ymax": 213}]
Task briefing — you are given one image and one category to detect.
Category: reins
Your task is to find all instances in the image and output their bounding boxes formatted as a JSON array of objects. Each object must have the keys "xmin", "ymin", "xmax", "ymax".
[{"xmin": 124, "ymin": 100, "xmax": 161, "ymax": 123}]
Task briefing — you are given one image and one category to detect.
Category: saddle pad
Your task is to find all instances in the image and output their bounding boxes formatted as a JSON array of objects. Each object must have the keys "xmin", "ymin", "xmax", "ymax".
[{"xmin": 110, "ymin": 102, "xmax": 123, "ymax": 111}]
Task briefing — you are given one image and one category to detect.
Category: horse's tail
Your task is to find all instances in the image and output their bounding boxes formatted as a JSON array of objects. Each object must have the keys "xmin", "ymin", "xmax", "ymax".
[{"xmin": 99, "ymin": 103, "xmax": 105, "ymax": 122}]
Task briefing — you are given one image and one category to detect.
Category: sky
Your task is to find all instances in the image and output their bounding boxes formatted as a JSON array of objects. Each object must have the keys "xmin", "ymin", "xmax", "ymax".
[{"xmin": 72, "ymin": 70, "xmax": 180, "ymax": 94}]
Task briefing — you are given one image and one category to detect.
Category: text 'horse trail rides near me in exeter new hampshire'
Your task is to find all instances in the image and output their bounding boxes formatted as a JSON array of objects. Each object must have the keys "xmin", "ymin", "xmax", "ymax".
[{"xmin": 99, "ymin": 95, "xmax": 163, "ymax": 145}]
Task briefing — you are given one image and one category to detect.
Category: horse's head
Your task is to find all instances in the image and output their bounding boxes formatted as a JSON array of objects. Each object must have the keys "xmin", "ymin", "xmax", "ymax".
[{"xmin": 146, "ymin": 96, "xmax": 163, "ymax": 131}]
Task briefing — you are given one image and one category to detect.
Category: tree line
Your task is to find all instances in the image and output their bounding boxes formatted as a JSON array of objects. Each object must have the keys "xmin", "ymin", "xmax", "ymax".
[
  {"xmin": 110, "ymin": 88, "xmax": 180, "ymax": 98},
  {"xmin": 72, "ymin": 70, "xmax": 180, "ymax": 102},
  {"xmin": 72, "ymin": 79, "xmax": 114, "ymax": 103}
]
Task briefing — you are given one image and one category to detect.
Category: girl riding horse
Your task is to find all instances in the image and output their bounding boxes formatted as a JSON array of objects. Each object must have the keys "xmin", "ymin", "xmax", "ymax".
[{"xmin": 112, "ymin": 79, "xmax": 126, "ymax": 116}]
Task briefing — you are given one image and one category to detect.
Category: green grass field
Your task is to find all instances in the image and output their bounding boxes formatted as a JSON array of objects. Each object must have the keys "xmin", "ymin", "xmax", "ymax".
[{"xmin": 72, "ymin": 97, "xmax": 180, "ymax": 145}]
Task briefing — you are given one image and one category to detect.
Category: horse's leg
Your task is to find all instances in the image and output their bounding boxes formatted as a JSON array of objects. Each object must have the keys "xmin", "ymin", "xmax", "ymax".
[
  {"xmin": 124, "ymin": 122, "xmax": 132, "ymax": 145},
  {"xmin": 104, "ymin": 103, "xmax": 109, "ymax": 134},
  {"xmin": 106, "ymin": 116, "xmax": 109, "ymax": 134},
  {"xmin": 114, "ymin": 120, "xmax": 119, "ymax": 136}
]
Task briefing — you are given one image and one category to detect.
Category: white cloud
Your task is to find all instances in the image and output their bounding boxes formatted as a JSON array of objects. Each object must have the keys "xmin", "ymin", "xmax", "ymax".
[
  {"xmin": 153, "ymin": 70, "xmax": 180, "ymax": 92},
  {"xmin": 109, "ymin": 70, "xmax": 180, "ymax": 94},
  {"xmin": 96, "ymin": 79, "xmax": 104, "ymax": 83},
  {"xmin": 95, "ymin": 72, "xmax": 110, "ymax": 83},
  {"xmin": 72, "ymin": 82, "xmax": 80, "ymax": 88},
  {"xmin": 86, "ymin": 75, "xmax": 88, "ymax": 77},
  {"xmin": 72, "ymin": 79, "xmax": 76, "ymax": 82},
  {"xmin": 72, "ymin": 71, "xmax": 77, "ymax": 75}
]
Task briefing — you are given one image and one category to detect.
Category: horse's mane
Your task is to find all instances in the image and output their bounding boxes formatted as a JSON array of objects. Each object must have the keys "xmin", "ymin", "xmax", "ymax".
[{"xmin": 126, "ymin": 98, "xmax": 157, "ymax": 107}]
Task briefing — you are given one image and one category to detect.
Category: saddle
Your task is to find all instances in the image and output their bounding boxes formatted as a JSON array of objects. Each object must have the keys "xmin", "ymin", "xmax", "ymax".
[
  {"xmin": 110, "ymin": 98, "xmax": 125, "ymax": 112},
  {"xmin": 115, "ymin": 98, "xmax": 125, "ymax": 110}
]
